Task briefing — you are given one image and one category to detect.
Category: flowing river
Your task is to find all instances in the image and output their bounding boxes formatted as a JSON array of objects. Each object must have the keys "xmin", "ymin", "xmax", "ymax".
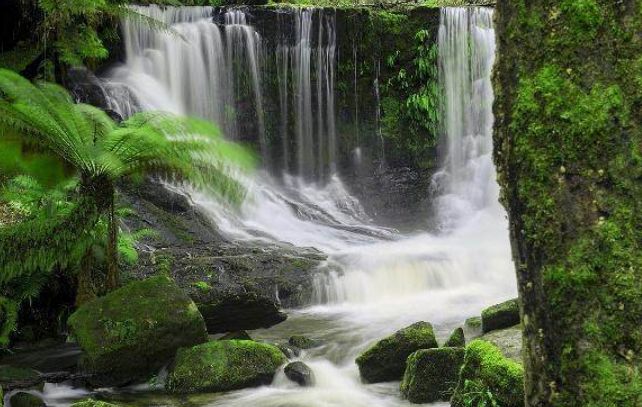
[{"xmin": 37, "ymin": 6, "xmax": 516, "ymax": 407}]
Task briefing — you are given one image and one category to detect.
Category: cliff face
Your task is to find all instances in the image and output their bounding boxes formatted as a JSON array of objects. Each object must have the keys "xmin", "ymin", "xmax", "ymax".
[{"xmin": 493, "ymin": 1, "xmax": 642, "ymax": 406}]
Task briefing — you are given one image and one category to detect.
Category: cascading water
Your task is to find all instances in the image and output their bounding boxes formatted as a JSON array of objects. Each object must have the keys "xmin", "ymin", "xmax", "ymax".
[{"xmin": 42, "ymin": 6, "xmax": 516, "ymax": 407}]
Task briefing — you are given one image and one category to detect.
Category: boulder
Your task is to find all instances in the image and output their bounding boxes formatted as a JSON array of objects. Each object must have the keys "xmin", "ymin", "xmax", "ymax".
[
  {"xmin": 443, "ymin": 327, "xmax": 465, "ymax": 347},
  {"xmin": 284, "ymin": 361, "xmax": 315, "ymax": 387},
  {"xmin": 219, "ymin": 331, "xmax": 252, "ymax": 341},
  {"xmin": 9, "ymin": 392, "xmax": 45, "ymax": 407},
  {"xmin": 288, "ymin": 335, "xmax": 321, "ymax": 350},
  {"xmin": 355, "ymin": 321, "xmax": 438, "ymax": 383},
  {"xmin": 464, "ymin": 316, "xmax": 482, "ymax": 339},
  {"xmin": 67, "ymin": 276, "xmax": 208, "ymax": 386},
  {"xmin": 481, "ymin": 298, "xmax": 520, "ymax": 333},
  {"xmin": 277, "ymin": 343, "xmax": 301, "ymax": 359},
  {"xmin": 70, "ymin": 400, "xmax": 119, "ymax": 407},
  {"xmin": 0, "ymin": 365, "xmax": 41, "ymax": 391},
  {"xmin": 451, "ymin": 340, "xmax": 524, "ymax": 407},
  {"xmin": 479, "ymin": 325, "xmax": 522, "ymax": 362},
  {"xmin": 197, "ymin": 292, "xmax": 287, "ymax": 334},
  {"xmin": 400, "ymin": 347, "xmax": 465, "ymax": 403},
  {"xmin": 166, "ymin": 340, "xmax": 286, "ymax": 393}
]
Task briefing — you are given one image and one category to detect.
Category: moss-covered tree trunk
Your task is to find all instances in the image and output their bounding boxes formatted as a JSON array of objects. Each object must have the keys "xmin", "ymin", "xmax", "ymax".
[{"xmin": 493, "ymin": 1, "xmax": 642, "ymax": 406}]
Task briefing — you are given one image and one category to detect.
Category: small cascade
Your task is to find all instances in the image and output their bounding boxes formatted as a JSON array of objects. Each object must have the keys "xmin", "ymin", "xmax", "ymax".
[{"xmin": 432, "ymin": 7, "xmax": 499, "ymax": 231}]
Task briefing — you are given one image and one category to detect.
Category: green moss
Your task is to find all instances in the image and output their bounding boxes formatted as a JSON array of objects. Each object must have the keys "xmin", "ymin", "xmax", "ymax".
[
  {"xmin": 444, "ymin": 327, "xmax": 465, "ymax": 347},
  {"xmin": 166, "ymin": 340, "xmax": 286, "ymax": 393},
  {"xmin": 288, "ymin": 335, "xmax": 321, "ymax": 349},
  {"xmin": 0, "ymin": 365, "xmax": 40, "ymax": 384},
  {"xmin": 356, "ymin": 321, "xmax": 438, "ymax": 383},
  {"xmin": 451, "ymin": 340, "xmax": 524, "ymax": 407},
  {"xmin": 480, "ymin": 298, "xmax": 520, "ymax": 333},
  {"xmin": 401, "ymin": 347, "xmax": 465, "ymax": 403},
  {"xmin": 465, "ymin": 316, "xmax": 482, "ymax": 329},
  {"xmin": 67, "ymin": 276, "xmax": 207, "ymax": 385},
  {"xmin": 494, "ymin": 1, "xmax": 642, "ymax": 404}
]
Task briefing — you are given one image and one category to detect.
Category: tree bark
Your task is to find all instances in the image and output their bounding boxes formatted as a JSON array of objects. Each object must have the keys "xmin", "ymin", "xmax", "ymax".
[
  {"xmin": 75, "ymin": 249, "xmax": 96, "ymax": 306},
  {"xmin": 104, "ymin": 190, "xmax": 119, "ymax": 291},
  {"xmin": 493, "ymin": 1, "xmax": 642, "ymax": 406}
]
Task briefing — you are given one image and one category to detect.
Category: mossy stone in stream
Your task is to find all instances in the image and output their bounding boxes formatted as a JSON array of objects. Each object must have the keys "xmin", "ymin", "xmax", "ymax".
[
  {"xmin": 0, "ymin": 365, "xmax": 41, "ymax": 389},
  {"xmin": 355, "ymin": 321, "xmax": 438, "ymax": 383},
  {"xmin": 451, "ymin": 340, "xmax": 524, "ymax": 407},
  {"xmin": 480, "ymin": 298, "xmax": 520, "ymax": 333},
  {"xmin": 443, "ymin": 327, "xmax": 465, "ymax": 347},
  {"xmin": 166, "ymin": 340, "xmax": 286, "ymax": 393},
  {"xmin": 70, "ymin": 399, "xmax": 120, "ymax": 407},
  {"xmin": 8, "ymin": 392, "xmax": 45, "ymax": 407},
  {"xmin": 288, "ymin": 335, "xmax": 321, "ymax": 349},
  {"xmin": 400, "ymin": 347, "xmax": 465, "ymax": 403},
  {"xmin": 68, "ymin": 276, "xmax": 208, "ymax": 386}
]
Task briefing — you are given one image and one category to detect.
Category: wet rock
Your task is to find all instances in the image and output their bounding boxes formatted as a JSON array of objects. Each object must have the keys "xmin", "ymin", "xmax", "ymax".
[
  {"xmin": 443, "ymin": 327, "xmax": 465, "ymax": 347},
  {"xmin": 0, "ymin": 365, "xmax": 41, "ymax": 391},
  {"xmin": 464, "ymin": 316, "xmax": 482, "ymax": 336},
  {"xmin": 9, "ymin": 391, "xmax": 45, "ymax": 407},
  {"xmin": 67, "ymin": 276, "xmax": 208, "ymax": 387},
  {"xmin": 197, "ymin": 292, "xmax": 287, "ymax": 334},
  {"xmin": 356, "ymin": 321, "xmax": 438, "ymax": 383},
  {"xmin": 400, "ymin": 347, "xmax": 465, "ymax": 403},
  {"xmin": 276, "ymin": 343, "xmax": 301, "ymax": 359},
  {"xmin": 481, "ymin": 298, "xmax": 520, "ymax": 333},
  {"xmin": 451, "ymin": 340, "xmax": 524, "ymax": 407},
  {"xmin": 70, "ymin": 399, "xmax": 119, "ymax": 407},
  {"xmin": 288, "ymin": 335, "xmax": 321, "ymax": 350},
  {"xmin": 479, "ymin": 324, "xmax": 522, "ymax": 362},
  {"xmin": 284, "ymin": 361, "xmax": 315, "ymax": 387},
  {"xmin": 166, "ymin": 340, "xmax": 286, "ymax": 393},
  {"xmin": 219, "ymin": 331, "xmax": 252, "ymax": 341}
]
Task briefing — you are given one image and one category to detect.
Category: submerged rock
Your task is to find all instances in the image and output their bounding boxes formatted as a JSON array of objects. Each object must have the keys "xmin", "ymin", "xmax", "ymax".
[
  {"xmin": 443, "ymin": 327, "xmax": 465, "ymax": 347},
  {"xmin": 197, "ymin": 292, "xmax": 286, "ymax": 334},
  {"xmin": 9, "ymin": 391, "xmax": 45, "ymax": 407},
  {"xmin": 67, "ymin": 276, "xmax": 208, "ymax": 386},
  {"xmin": 288, "ymin": 335, "xmax": 321, "ymax": 350},
  {"xmin": 400, "ymin": 347, "xmax": 465, "ymax": 403},
  {"xmin": 451, "ymin": 340, "xmax": 524, "ymax": 407},
  {"xmin": 219, "ymin": 331, "xmax": 253, "ymax": 341},
  {"xmin": 481, "ymin": 298, "xmax": 520, "ymax": 333},
  {"xmin": 284, "ymin": 361, "xmax": 315, "ymax": 387},
  {"xmin": 479, "ymin": 324, "xmax": 522, "ymax": 362},
  {"xmin": 356, "ymin": 321, "xmax": 438, "ymax": 383},
  {"xmin": 166, "ymin": 340, "xmax": 286, "ymax": 393},
  {"xmin": 70, "ymin": 400, "xmax": 119, "ymax": 407}
]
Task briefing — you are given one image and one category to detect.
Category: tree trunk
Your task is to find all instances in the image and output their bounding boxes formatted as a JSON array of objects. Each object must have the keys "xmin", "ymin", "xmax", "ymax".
[
  {"xmin": 493, "ymin": 1, "xmax": 642, "ymax": 406},
  {"xmin": 104, "ymin": 191, "xmax": 119, "ymax": 291},
  {"xmin": 75, "ymin": 249, "xmax": 96, "ymax": 306}
]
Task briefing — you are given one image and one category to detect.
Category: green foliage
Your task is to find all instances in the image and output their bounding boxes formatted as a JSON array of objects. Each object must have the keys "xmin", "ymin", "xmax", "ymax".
[
  {"xmin": 381, "ymin": 29, "xmax": 440, "ymax": 167},
  {"xmin": 451, "ymin": 340, "xmax": 524, "ymax": 407}
]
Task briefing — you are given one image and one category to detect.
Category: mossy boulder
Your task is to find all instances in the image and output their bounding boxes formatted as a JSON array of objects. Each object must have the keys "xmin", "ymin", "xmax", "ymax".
[
  {"xmin": 443, "ymin": 327, "xmax": 465, "ymax": 347},
  {"xmin": 479, "ymin": 324, "xmax": 522, "ymax": 363},
  {"xmin": 166, "ymin": 340, "xmax": 286, "ymax": 393},
  {"xmin": 68, "ymin": 276, "xmax": 208, "ymax": 386},
  {"xmin": 0, "ymin": 365, "xmax": 41, "ymax": 390},
  {"xmin": 481, "ymin": 298, "xmax": 520, "ymax": 333},
  {"xmin": 355, "ymin": 321, "xmax": 438, "ymax": 383},
  {"xmin": 70, "ymin": 399, "xmax": 120, "ymax": 407},
  {"xmin": 400, "ymin": 347, "xmax": 465, "ymax": 403},
  {"xmin": 8, "ymin": 392, "xmax": 45, "ymax": 407},
  {"xmin": 451, "ymin": 340, "xmax": 524, "ymax": 407}
]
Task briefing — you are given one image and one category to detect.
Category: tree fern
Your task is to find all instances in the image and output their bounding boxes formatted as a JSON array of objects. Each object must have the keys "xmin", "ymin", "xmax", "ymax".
[{"xmin": 0, "ymin": 69, "xmax": 254, "ymax": 345}]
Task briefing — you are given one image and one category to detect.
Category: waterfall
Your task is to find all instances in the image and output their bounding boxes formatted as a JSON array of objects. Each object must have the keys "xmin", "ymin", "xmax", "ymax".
[
  {"xmin": 310, "ymin": 7, "xmax": 514, "ymax": 307},
  {"xmin": 432, "ymin": 7, "xmax": 499, "ymax": 232},
  {"xmin": 101, "ymin": 4, "xmax": 513, "ymax": 307}
]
